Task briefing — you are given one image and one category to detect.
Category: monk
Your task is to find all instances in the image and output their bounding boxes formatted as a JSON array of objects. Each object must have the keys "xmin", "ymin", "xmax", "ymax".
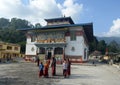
[
  {"xmin": 66, "ymin": 58, "xmax": 71, "ymax": 76},
  {"xmin": 51, "ymin": 57, "xmax": 56, "ymax": 76},
  {"xmin": 39, "ymin": 62, "xmax": 44, "ymax": 78},
  {"xmin": 63, "ymin": 59, "xmax": 67, "ymax": 78},
  {"xmin": 44, "ymin": 60, "xmax": 49, "ymax": 78}
]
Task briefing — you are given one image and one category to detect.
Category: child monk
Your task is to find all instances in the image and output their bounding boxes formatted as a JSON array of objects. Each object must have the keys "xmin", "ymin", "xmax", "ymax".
[
  {"xmin": 63, "ymin": 59, "xmax": 67, "ymax": 78},
  {"xmin": 39, "ymin": 62, "xmax": 44, "ymax": 78},
  {"xmin": 44, "ymin": 60, "xmax": 49, "ymax": 78}
]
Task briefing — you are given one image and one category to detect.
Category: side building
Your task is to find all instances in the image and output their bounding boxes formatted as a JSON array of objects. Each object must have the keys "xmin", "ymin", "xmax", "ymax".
[
  {"xmin": 21, "ymin": 17, "xmax": 93, "ymax": 63},
  {"xmin": 0, "ymin": 41, "xmax": 23, "ymax": 62}
]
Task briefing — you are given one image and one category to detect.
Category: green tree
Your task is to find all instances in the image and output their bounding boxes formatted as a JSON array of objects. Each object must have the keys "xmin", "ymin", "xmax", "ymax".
[
  {"xmin": 89, "ymin": 36, "xmax": 98, "ymax": 53},
  {"xmin": 97, "ymin": 40, "xmax": 107, "ymax": 54},
  {"xmin": 107, "ymin": 40, "xmax": 119, "ymax": 53},
  {"xmin": 0, "ymin": 17, "xmax": 32, "ymax": 53},
  {"xmin": 0, "ymin": 18, "xmax": 9, "ymax": 29},
  {"xmin": 10, "ymin": 18, "xmax": 31, "ymax": 29},
  {"xmin": 35, "ymin": 23, "xmax": 41, "ymax": 28}
]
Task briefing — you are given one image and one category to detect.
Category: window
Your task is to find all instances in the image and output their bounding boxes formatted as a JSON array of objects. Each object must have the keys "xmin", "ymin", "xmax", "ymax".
[
  {"xmin": 7, "ymin": 46, "xmax": 12, "ymax": 50},
  {"xmin": 84, "ymin": 48, "xmax": 87, "ymax": 59},
  {"xmin": 31, "ymin": 36, "xmax": 36, "ymax": 42},
  {"xmin": 70, "ymin": 31, "xmax": 76, "ymax": 41},
  {"xmin": 14, "ymin": 47, "xmax": 18, "ymax": 51},
  {"xmin": 39, "ymin": 47, "xmax": 45, "ymax": 54},
  {"xmin": 0, "ymin": 45, "xmax": 2, "ymax": 49},
  {"xmin": 55, "ymin": 47, "xmax": 63, "ymax": 54}
]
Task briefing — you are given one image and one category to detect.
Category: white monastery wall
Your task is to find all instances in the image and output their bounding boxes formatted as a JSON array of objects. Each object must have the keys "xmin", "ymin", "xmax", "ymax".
[
  {"xmin": 26, "ymin": 35, "xmax": 37, "ymax": 55},
  {"xmin": 65, "ymin": 36, "xmax": 84, "ymax": 56},
  {"xmin": 83, "ymin": 41, "xmax": 89, "ymax": 61},
  {"xmin": 25, "ymin": 44, "xmax": 37, "ymax": 55},
  {"xmin": 26, "ymin": 37, "xmax": 31, "ymax": 43}
]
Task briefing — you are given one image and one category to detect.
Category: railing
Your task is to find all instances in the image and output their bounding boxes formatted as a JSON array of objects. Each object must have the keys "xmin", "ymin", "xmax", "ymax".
[{"xmin": 36, "ymin": 38, "xmax": 66, "ymax": 44}]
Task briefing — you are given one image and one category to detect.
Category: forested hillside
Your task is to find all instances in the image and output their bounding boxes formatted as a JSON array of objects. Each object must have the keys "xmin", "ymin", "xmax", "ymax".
[
  {"xmin": 0, "ymin": 18, "xmax": 42, "ymax": 53},
  {"xmin": 0, "ymin": 18, "xmax": 33, "ymax": 53},
  {"xmin": 89, "ymin": 36, "xmax": 120, "ymax": 54},
  {"xmin": 97, "ymin": 37, "xmax": 120, "ymax": 44}
]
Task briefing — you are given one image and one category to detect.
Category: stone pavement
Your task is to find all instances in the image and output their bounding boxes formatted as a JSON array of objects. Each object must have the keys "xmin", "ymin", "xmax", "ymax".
[
  {"xmin": 0, "ymin": 62, "xmax": 65, "ymax": 85},
  {"xmin": 56, "ymin": 64, "xmax": 120, "ymax": 85},
  {"xmin": 0, "ymin": 61, "xmax": 120, "ymax": 85}
]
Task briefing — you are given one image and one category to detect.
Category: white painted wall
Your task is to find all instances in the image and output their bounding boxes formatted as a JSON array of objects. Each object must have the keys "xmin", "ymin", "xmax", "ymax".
[
  {"xmin": 25, "ymin": 44, "xmax": 37, "ymax": 55},
  {"xmin": 83, "ymin": 41, "xmax": 89, "ymax": 61},
  {"xmin": 85, "ymin": 44, "xmax": 89, "ymax": 60},
  {"xmin": 26, "ymin": 37, "xmax": 31, "ymax": 43},
  {"xmin": 65, "ymin": 35, "xmax": 89, "ymax": 61},
  {"xmin": 65, "ymin": 36, "xmax": 84, "ymax": 56}
]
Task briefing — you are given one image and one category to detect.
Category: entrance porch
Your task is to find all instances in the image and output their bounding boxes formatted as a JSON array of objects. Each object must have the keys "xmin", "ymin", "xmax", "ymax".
[{"xmin": 35, "ymin": 43, "xmax": 66, "ymax": 64}]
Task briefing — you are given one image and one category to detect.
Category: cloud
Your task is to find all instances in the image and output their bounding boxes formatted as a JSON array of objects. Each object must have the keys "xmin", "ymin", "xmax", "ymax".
[
  {"xmin": 0, "ymin": 0, "xmax": 83, "ymax": 25},
  {"xmin": 58, "ymin": 0, "xmax": 83, "ymax": 22},
  {"xmin": 104, "ymin": 18, "xmax": 120, "ymax": 37},
  {"xmin": 0, "ymin": 0, "xmax": 34, "ymax": 24}
]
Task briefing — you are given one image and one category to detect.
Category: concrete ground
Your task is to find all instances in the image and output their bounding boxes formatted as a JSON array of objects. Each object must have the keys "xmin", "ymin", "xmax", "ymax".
[
  {"xmin": 56, "ymin": 64, "xmax": 120, "ymax": 85},
  {"xmin": 0, "ymin": 62, "xmax": 62, "ymax": 85},
  {"xmin": 0, "ymin": 60, "xmax": 120, "ymax": 85}
]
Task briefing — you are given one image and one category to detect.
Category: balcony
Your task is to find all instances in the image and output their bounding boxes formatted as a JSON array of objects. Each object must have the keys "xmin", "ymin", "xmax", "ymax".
[
  {"xmin": 36, "ymin": 38, "xmax": 65, "ymax": 43},
  {"xmin": 35, "ymin": 42, "xmax": 66, "ymax": 48}
]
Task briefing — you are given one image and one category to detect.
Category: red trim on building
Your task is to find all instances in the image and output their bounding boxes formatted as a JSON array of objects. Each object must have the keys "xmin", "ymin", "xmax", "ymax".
[
  {"xmin": 65, "ymin": 31, "xmax": 83, "ymax": 37},
  {"xmin": 65, "ymin": 55, "xmax": 83, "ymax": 63},
  {"xmin": 65, "ymin": 32, "xmax": 70, "ymax": 36},
  {"xmin": 24, "ymin": 55, "xmax": 37, "ymax": 62},
  {"xmin": 26, "ymin": 34, "xmax": 32, "ymax": 38},
  {"xmin": 25, "ymin": 55, "xmax": 36, "ymax": 57},
  {"xmin": 76, "ymin": 31, "xmax": 83, "ymax": 36}
]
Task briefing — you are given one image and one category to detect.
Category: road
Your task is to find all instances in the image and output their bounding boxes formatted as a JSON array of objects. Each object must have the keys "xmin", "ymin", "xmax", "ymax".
[{"xmin": 0, "ymin": 61, "xmax": 120, "ymax": 85}]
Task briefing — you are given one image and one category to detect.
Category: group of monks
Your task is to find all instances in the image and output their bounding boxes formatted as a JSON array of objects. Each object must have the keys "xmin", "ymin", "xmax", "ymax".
[
  {"xmin": 38, "ymin": 57, "xmax": 56, "ymax": 78},
  {"xmin": 38, "ymin": 57, "xmax": 71, "ymax": 78}
]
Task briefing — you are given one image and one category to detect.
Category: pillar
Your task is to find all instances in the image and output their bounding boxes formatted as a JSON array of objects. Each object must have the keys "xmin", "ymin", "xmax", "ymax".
[
  {"xmin": 52, "ymin": 47, "xmax": 55, "ymax": 58},
  {"xmin": 44, "ymin": 47, "xmax": 47, "ymax": 60},
  {"xmin": 62, "ymin": 47, "xmax": 65, "ymax": 60},
  {"xmin": 36, "ymin": 47, "xmax": 39, "ymax": 55}
]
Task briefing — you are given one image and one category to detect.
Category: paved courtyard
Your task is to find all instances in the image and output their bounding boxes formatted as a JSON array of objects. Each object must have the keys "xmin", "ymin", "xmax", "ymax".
[
  {"xmin": 57, "ymin": 64, "xmax": 120, "ymax": 85},
  {"xmin": 0, "ymin": 61, "xmax": 120, "ymax": 85}
]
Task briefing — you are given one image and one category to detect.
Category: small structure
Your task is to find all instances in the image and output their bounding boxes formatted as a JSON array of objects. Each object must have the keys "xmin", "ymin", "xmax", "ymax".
[
  {"xmin": 90, "ymin": 50, "xmax": 102, "ymax": 59},
  {"xmin": 20, "ymin": 17, "xmax": 93, "ymax": 63},
  {"xmin": 0, "ymin": 41, "xmax": 23, "ymax": 62},
  {"xmin": 102, "ymin": 52, "xmax": 120, "ymax": 64}
]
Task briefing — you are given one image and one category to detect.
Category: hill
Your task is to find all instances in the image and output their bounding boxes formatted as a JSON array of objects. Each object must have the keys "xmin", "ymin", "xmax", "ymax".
[{"xmin": 97, "ymin": 37, "xmax": 120, "ymax": 44}]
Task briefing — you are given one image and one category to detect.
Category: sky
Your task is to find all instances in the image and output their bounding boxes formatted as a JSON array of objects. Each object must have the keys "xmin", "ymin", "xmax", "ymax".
[{"xmin": 0, "ymin": 0, "xmax": 120, "ymax": 37}]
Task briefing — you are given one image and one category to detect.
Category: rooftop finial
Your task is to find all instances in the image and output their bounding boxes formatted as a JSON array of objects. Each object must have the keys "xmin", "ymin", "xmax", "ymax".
[{"xmin": 63, "ymin": 14, "xmax": 66, "ymax": 17}]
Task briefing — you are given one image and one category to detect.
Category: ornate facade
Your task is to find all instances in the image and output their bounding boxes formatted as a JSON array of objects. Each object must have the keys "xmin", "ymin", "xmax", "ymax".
[{"xmin": 21, "ymin": 17, "xmax": 93, "ymax": 63}]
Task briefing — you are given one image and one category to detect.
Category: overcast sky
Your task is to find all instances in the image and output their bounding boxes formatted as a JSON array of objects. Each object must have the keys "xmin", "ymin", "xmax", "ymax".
[{"xmin": 0, "ymin": 0, "xmax": 120, "ymax": 37}]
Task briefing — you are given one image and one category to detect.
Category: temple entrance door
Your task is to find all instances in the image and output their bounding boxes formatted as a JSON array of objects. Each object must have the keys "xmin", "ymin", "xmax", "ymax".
[
  {"xmin": 47, "ymin": 52, "xmax": 51, "ymax": 59},
  {"xmin": 47, "ymin": 47, "xmax": 53, "ymax": 60}
]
